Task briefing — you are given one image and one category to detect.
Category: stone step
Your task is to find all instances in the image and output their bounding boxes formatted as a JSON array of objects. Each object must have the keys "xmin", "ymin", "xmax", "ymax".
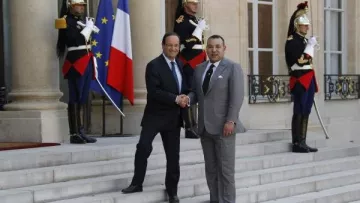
[
  {"xmin": 0, "ymin": 133, "xmax": 325, "ymax": 174},
  {"xmin": 0, "ymin": 130, "xmax": 293, "ymax": 172},
  {"xmin": 262, "ymin": 182, "xmax": 360, "ymax": 203},
  {"xmin": 49, "ymin": 168, "xmax": 360, "ymax": 203},
  {"xmin": 181, "ymin": 182, "xmax": 360, "ymax": 203},
  {"xmin": 0, "ymin": 139, "xmax": 331, "ymax": 190},
  {"xmin": 0, "ymin": 145, "xmax": 358, "ymax": 203}
]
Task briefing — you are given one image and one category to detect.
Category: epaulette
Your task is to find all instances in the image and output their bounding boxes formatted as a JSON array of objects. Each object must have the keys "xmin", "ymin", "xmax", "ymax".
[
  {"xmin": 55, "ymin": 15, "xmax": 67, "ymax": 29},
  {"xmin": 287, "ymin": 35, "xmax": 293, "ymax": 41},
  {"xmin": 176, "ymin": 15, "xmax": 184, "ymax": 24}
]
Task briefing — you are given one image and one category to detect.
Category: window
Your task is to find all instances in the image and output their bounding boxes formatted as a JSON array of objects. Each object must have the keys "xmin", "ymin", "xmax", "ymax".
[
  {"xmin": 324, "ymin": 0, "xmax": 346, "ymax": 74},
  {"xmin": 248, "ymin": 0, "xmax": 278, "ymax": 75}
]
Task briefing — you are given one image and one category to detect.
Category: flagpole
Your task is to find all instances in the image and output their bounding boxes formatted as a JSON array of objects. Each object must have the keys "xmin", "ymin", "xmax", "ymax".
[
  {"xmin": 102, "ymin": 95, "xmax": 106, "ymax": 136},
  {"xmin": 120, "ymin": 101, "xmax": 123, "ymax": 135},
  {"xmin": 86, "ymin": 0, "xmax": 90, "ymax": 17}
]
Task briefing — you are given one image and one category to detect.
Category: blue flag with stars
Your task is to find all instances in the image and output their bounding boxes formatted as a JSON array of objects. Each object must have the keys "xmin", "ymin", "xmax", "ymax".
[{"xmin": 90, "ymin": 0, "xmax": 122, "ymax": 108}]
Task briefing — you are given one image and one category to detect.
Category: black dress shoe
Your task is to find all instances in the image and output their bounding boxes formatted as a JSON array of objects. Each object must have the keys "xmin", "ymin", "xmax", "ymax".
[
  {"xmin": 79, "ymin": 128, "xmax": 97, "ymax": 143},
  {"xmin": 292, "ymin": 142, "xmax": 310, "ymax": 153},
  {"xmin": 80, "ymin": 134, "xmax": 97, "ymax": 143},
  {"xmin": 121, "ymin": 185, "xmax": 143, "ymax": 194},
  {"xmin": 169, "ymin": 195, "xmax": 179, "ymax": 203},
  {"xmin": 70, "ymin": 134, "xmax": 86, "ymax": 144},
  {"xmin": 304, "ymin": 143, "xmax": 318, "ymax": 152}
]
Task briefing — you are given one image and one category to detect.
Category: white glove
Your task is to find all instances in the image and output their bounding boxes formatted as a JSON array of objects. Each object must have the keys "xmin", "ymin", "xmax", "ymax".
[
  {"xmin": 197, "ymin": 19, "xmax": 208, "ymax": 30},
  {"xmin": 307, "ymin": 36, "xmax": 317, "ymax": 47},
  {"xmin": 85, "ymin": 17, "xmax": 94, "ymax": 29},
  {"xmin": 80, "ymin": 17, "xmax": 100, "ymax": 41},
  {"xmin": 192, "ymin": 19, "xmax": 209, "ymax": 42}
]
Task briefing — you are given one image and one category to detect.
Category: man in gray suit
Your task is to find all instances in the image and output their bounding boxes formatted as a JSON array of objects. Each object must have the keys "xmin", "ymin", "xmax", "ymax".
[{"xmin": 180, "ymin": 35, "xmax": 245, "ymax": 203}]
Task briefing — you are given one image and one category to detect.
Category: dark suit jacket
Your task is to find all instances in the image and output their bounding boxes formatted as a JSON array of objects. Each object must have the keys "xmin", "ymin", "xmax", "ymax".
[{"xmin": 141, "ymin": 54, "xmax": 188, "ymax": 131}]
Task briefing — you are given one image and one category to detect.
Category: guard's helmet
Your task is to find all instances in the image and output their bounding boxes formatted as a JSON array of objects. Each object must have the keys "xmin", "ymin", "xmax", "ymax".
[
  {"xmin": 68, "ymin": 0, "xmax": 87, "ymax": 6},
  {"xmin": 182, "ymin": 0, "xmax": 199, "ymax": 4},
  {"xmin": 287, "ymin": 1, "xmax": 311, "ymax": 37}
]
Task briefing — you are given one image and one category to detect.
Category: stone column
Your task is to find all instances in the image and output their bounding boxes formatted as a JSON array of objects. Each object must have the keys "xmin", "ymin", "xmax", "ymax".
[
  {"xmin": 90, "ymin": 0, "xmax": 163, "ymax": 135},
  {"xmin": 122, "ymin": 0, "xmax": 163, "ymax": 134},
  {"xmin": 0, "ymin": 0, "xmax": 68, "ymax": 143}
]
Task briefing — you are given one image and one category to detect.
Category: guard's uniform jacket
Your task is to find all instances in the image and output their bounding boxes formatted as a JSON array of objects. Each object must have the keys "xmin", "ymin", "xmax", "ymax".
[
  {"xmin": 60, "ymin": 14, "xmax": 94, "ymax": 79},
  {"xmin": 174, "ymin": 10, "xmax": 206, "ymax": 85},
  {"xmin": 285, "ymin": 32, "xmax": 318, "ymax": 93},
  {"xmin": 173, "ymin": 10, "xmax": 205, "ymax": 139}
]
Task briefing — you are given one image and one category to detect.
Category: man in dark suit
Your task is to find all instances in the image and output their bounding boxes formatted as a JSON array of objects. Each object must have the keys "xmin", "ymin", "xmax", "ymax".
[{"xmin": 121, "ymin": 32, "xmax": 187, "ymax": 203}]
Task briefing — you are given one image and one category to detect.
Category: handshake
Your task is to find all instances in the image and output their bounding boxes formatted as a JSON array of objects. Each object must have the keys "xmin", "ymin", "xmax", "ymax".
[{"xmin": 176, "ymin": 94, "xmax": 189, "ymax": 108}]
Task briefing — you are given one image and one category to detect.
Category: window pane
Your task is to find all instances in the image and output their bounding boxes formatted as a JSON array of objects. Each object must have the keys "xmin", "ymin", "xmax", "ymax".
[
  {"xmin": 324, "ymin": 11, "xmax": 327, "ymax": 51},
  {"xmin": 330, "ymin": 0, "xmax": 342, "ymax": 9},
  {"xmin": 259, "ymin": 51, "xmax": 273, "ymax": 75},
  {"xmin": 258, "ymin": 4, "xmax": 272, "ymax": 48},
  {"xmin": 248, "ymin": 3, "xmax": 253, "ymax": 48},
  {"xmin": 249, "ymin": 51, "xmax": 254, "ymax": 74},
  {"xmin": 330, "ymin": 11, "xmax": 342, "ymax": 51},
  {"xmin": 325, "ymin": 54, "xmax": 342, "ymax": 74},
  {"xmin": 259, "ymin": 0, "xmax": 273, "ymax": 2}
]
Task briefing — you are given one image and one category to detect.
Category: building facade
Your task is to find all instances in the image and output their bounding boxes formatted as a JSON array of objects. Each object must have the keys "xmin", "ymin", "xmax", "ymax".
[{"xmin": 0, "ymin": 0, "xmax": 359, "ymax": 144}]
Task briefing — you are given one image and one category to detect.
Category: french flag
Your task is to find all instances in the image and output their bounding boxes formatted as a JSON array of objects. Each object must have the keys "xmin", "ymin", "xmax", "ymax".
[{"xmin": 108, "ymin": 0, "xmax": 134, "ymax": 105}]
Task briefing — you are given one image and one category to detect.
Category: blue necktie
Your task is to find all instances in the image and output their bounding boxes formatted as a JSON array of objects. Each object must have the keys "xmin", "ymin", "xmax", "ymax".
[{"xmin": 171, "ymin": 61, "xmax": 180, "ymax": 93}]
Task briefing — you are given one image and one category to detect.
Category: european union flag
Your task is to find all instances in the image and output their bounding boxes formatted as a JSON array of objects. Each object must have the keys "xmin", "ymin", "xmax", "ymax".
[{"xmin": 90, "ymin": 0, "xmax": 122, "ymax": 108}]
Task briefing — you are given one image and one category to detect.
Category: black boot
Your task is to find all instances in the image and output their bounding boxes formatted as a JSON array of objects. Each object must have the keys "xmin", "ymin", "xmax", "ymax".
[
  {"xmin": 182, "ymin": 106, "xmax": 199, "ymax": 139},
  {"xmin": 291, "ymin": 114, "xmax": 309, "ymax": 153},
  {"xmin": 301, "ymin": 115, "xmax": 318, "ymax": 152},
  {"xmin": 77, "ymin": 104, "xmax": 97, "ymax": 143},
  {"xmin": 68, "ymin": 103, "xmax": 86, "ymax": 144}
]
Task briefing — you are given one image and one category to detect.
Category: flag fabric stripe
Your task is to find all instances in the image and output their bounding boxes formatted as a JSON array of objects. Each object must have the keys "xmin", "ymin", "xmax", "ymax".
[
  {"xmin": 108, "ymin": 0, "xmax": 134, "ymax": 105},
  {"xmin": 111, "ymin": 10, "xmax": 132, "ymax": 59},
  {"xmin": 117, "ymin": 0, "xmax": 130, "ymax": 14},
  {"xmin": 108, "ymin": 47, "xmax": 133, "ymax": 103}
]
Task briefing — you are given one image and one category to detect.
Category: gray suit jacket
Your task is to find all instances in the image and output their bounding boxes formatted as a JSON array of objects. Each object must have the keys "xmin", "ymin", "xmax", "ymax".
[{"xmin": 189, "ymin": 57, "xmax": 246, "ymax": 135}]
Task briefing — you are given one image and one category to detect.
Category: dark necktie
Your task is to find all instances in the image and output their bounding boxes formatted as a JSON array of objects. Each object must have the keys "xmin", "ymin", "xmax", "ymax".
[
  {"xmin": 202, "ymin": 64, "xmax": 215, "ymax": 94},
  {"xmin": 171, "ymin": 61, "xmax": 180, "ymax": 93}
]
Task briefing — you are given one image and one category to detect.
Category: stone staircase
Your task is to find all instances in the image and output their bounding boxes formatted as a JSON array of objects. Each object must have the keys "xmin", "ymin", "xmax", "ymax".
[{"xmin": 0, "ymin": 130, "xmax": 360, "ymax": 203}]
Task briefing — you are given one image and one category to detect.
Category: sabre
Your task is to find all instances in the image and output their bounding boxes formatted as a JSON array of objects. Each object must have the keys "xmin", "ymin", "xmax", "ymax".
[
  {"xmin": 92, "ymin": 56, "xmax": 126, "ymax": 117},
  {"xmin": 309, "ymin": 0, "xmax": 329, "ymax": 139},
  {"xmin": 314, "ymin": 100, "xmax": 329, "ymax": 139}
]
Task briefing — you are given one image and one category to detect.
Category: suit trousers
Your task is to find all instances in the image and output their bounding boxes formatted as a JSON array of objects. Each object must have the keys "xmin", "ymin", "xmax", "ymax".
[
  {"xmin": 131, "ymin": 125, "xmax": 181, "ymax": 196},
  {"xmin": 200, "ymin": 130, "xmax": 236, "ymax": 203}
]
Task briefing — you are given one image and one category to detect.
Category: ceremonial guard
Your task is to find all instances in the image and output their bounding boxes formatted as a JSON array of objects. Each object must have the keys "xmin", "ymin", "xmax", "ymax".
[
  {"xmin": 173, "ymin": 0, "xmax": 208, "ymax": 139},
  {"xmin": 285, "ymin": 1, "xmax": 318, "ymax": 153},
  {"xmin": 55, "ymin": 0, "xmax": 98, "ymax": 144}
]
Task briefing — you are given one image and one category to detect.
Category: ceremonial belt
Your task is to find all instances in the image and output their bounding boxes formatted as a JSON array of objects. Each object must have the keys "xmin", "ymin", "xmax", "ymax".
[
  {"xmin": 289, "ymin": 70, "xmax": 318, "ymax": 92},
  {"xmin": 179, "ymin": 51, "xmax": 206, "ymax": 69},
  {"xmin": 291, "ymin": 64, "xmax": 312, "ymax": 71},
  {"xmin": 68, "ymin": 45, "xmax": 91, "ymax": 51},
  {"xmin": 62, "ymin": 52, "xmax": 93, "ymax": 76}
]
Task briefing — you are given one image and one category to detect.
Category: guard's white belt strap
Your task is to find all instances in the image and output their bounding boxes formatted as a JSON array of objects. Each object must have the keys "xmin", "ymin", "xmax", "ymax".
[
  {"xmin": 68, "ymin": 45, "xmax": 91, "ymax": 51},
  {"xmin": 291, "ymin": 64, "xmax": 312, "ymax": 71}
]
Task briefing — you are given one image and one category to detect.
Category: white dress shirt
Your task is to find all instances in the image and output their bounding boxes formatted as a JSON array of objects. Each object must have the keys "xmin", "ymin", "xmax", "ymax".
[
  {"xmin": 202, "ymin": 60, "xmax": 221, "ymax": 83},
  {"xmin": 163, "ymin": 53, "xmax": 182, "ymax": 92}
]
